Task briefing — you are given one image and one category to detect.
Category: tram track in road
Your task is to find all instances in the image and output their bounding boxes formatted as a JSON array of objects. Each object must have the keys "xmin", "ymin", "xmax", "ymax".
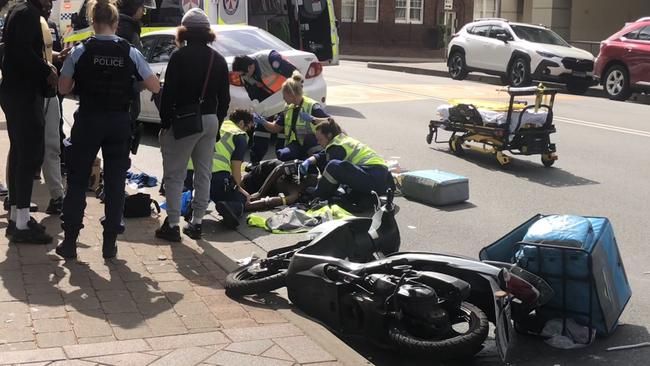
[{"xmin": 326, "ymin": 75, "xmax": 650, "ymax": 139}]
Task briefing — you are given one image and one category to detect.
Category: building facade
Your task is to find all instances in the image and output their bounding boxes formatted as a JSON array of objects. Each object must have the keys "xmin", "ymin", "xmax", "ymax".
[{"xmin": 333, "ymin": 0, "xmax": 474, "ymax": 57}]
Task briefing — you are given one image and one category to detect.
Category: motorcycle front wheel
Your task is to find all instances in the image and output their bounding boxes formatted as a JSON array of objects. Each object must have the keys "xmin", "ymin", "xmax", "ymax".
[
  {"xmin": 224, "ymin": 259, "xmax": 288, "ymax": 297},
  {"xmin": 387, "ymin": 301, "xmax": 489, "ymax": 359}
]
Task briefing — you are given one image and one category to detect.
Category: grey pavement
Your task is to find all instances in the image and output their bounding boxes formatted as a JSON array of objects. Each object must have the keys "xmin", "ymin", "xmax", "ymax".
[{"xmin": 0, "ymin": 111, "xmax": 367, "ymax": 365}]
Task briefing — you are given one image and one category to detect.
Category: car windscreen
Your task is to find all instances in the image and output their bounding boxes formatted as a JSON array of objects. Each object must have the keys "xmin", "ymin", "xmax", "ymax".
[
  {"xmin": 510, "ymin": 25, "xmax": 570, "ymax": 47},
  {"xmin": 211, "ymin": 29, "xmax": 293, "ymax": 57}
]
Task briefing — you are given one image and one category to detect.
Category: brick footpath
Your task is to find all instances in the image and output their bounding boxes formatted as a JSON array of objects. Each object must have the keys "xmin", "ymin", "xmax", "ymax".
[{"xmin": 0, "ymin": 114, "xmax": 346, "ymax": 365}]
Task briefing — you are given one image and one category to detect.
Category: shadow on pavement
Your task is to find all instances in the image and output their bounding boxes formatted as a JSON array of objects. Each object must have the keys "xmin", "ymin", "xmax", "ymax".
[
  {"xmin": 429, "ymin": 147, "xmax": 599, "ymax": 188},
  {"xmin": 326, "ymin": 105, "xmax": 367, "ymax": 119}
]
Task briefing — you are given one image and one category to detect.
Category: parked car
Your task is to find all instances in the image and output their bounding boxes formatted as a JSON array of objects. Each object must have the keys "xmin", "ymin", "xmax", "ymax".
[
  {"xmin": 447, "ymin": 19, "xmax": 596, "ymax": 94},
  {"xmin": 137, "ymin": 25, "xmax": 327, "ymax": 123},
  {"xmin": 594, "ymin": 17, "xmax": 650, "ymax": 101}
]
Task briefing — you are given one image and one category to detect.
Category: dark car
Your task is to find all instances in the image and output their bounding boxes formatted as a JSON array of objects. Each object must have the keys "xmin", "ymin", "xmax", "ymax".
[{"xmin": 594, "ymin": 17, "xmax": 650, "ymax": 101}]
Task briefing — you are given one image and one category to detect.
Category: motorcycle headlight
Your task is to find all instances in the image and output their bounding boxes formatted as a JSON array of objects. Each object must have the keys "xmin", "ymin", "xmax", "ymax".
[{"xmin": 536, "ymin": 51, "xmax": 559, "ymax": 59}]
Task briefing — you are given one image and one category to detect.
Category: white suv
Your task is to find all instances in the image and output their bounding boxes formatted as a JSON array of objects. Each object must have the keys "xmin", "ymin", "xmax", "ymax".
[{"xmin": 447, "ymin": 19, "xmax": 596, "ymax": 94}]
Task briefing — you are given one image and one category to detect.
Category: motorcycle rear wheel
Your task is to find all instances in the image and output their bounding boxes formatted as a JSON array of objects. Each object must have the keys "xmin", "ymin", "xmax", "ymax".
[
  {"xmin": 387, "ymin": 301, "xmax": 489, "ymax": 359},
  {"xmin": 224, "ymin": 259, "xmax": 288, "ymax": 297}
]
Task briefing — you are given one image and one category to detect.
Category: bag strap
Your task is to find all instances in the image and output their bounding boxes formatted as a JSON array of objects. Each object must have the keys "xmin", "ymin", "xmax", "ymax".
[
  {"xmin": 199, "ymin": 50, "xmax": 215, "ymax": 105},
  {"xmin": 151, "ymin": 199, "xmax": 161, "ymax": 214}
]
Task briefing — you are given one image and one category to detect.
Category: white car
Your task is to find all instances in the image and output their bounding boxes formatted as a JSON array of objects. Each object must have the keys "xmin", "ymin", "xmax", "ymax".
[
  {"xmin": 447, "ymin": 19, "xmax": 596, "ymax": 94},
  {"xmin": 138, "ymin": 25, "xmax": 327, "ymax": 123}
]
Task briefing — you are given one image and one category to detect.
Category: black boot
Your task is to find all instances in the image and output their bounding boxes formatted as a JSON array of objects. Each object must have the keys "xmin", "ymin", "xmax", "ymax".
[
  {"xmin": 56, "ymin": 231, "xmax": 79, "ymax": 259},
  {"xmin": 102, "ymin": 232, "xmax": 118, "ymax": 259},
  {"xmin": 155, "ymin": 217, "xmax": 181, "ymax": 242}
]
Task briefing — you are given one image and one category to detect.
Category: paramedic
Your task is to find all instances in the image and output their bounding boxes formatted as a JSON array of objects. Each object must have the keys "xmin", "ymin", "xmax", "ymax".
[
  {"xmin": 302, "ymin": 118, "xmax": 390, "ymax": 200},
  {"xmin": 254, "ymin": 71, "xmax": 329, "ymax": 164}
]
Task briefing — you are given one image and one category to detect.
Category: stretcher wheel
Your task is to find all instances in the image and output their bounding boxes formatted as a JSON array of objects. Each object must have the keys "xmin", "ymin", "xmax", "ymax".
[
  {"xmin": 449, "ymin": 137, "xmax": 464, "ymax": 156},
  {"xmin": 495, "ymin": 151, "xmax": 511, "ymax": 167},
  {"xmin": 541, "ymin": 154, "xmax": 556, "ymax": 168}
]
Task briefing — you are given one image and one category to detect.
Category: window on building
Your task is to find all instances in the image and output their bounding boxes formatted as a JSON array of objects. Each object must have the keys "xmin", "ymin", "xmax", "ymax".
[
  {"xmin": 364, "ymin": 0, "xmax": 379, "ymax": 23},
  {"xmin": 395, "ymin": 0, "xmax": 423, "ymax": 24},
  {"xmin": 341, "ymin": 0, "xmax": 357, "ymax": 23}
]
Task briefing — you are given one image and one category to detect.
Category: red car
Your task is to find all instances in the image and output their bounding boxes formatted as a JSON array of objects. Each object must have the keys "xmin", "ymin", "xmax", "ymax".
[{"xmin": 595, "ymin": 17, "xmax": 650, "ymax": 101}]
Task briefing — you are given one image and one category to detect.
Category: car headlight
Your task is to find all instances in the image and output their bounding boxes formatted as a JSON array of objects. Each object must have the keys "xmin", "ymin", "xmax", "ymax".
[{"xmin": 536, "ymin": 51, "xmax": 559, "ymax": 58}]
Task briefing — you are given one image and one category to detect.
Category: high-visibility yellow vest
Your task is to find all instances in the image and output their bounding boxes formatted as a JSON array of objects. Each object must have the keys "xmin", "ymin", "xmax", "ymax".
[
  {"xmin": 326, "ymin": 134, "xmax": 386, "ymax": 166},
  {"xmin": 284, "ymin": 96, "xmax": 318, "ymax": 146},
  {"xmin": 187, "ymin": 120, "xmax": 248, "ymax": 173}
]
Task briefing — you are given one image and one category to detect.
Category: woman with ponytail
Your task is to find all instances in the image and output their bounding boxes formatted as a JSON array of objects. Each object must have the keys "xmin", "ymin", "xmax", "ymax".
[
  {"xmin": 56, "ymin": 0, "xmax": 160, "ymax": 259},
  {"xmin": 301, "ymin": 118, "xmax": 391, "ymax": 201},
  {"xmin": 255, "ymin": 70, "xmax": 330, "ymax": 163}
]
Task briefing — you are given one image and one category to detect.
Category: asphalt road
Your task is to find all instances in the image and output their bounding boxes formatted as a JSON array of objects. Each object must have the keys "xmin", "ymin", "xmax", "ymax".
[{"xmin": 61, "ymin": 61, "xmax": 650, "ymax": 365}]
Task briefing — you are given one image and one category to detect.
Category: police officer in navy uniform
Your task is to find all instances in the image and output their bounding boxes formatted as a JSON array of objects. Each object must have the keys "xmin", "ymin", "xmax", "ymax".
[{"xmin": 56, "ymin": 0, "xmax": 160, "ymax": 259}]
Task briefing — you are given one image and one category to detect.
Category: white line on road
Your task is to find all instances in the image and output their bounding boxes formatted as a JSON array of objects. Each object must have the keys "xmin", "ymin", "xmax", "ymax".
[
  {"xmin": 554, "ymin": 116, "xmax": 650, "ymax": 138},
  {"xmin": 326, "ymin": 76, "xmax": 650, "ymax": 139}
]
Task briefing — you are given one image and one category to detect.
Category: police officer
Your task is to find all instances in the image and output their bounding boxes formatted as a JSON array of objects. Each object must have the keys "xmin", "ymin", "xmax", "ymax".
[
  {"xmin": 56, "ymin": 0, "xmax": 160, "ymax": 259},
  {"xmin": 302, "ymin": 118, "xmax": 391, "ymax": 201},
  {"xmin": 255, "ymin": 71, "xmax": 329, "ymax": 165}
]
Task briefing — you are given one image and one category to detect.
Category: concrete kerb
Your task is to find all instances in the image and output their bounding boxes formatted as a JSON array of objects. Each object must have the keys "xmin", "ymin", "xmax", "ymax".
[
  {"xmin": 367, "ymin": 62, "xmax": 504, "ymax": 85},
  {"xmin": 197, "ymin": 217, "xmax": 371, "ymax": 366}
]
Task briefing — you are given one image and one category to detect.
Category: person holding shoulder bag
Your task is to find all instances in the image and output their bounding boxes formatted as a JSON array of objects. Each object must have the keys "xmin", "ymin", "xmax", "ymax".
[{"xmin": 157, "ymin": 8, "xmax": 230, "ymax": 241}]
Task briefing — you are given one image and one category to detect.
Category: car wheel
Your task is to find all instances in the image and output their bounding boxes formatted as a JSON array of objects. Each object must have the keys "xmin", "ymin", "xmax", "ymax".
[
  {"xmin": 508, "ymin": 57, "xmax": 531, "ymax": 87},
  {"xmin": 448, "ymin": 52, "xmax": 468, "ymax": 80},
  {"xmin": 604, "ymin": 65, "xmax": 631, "ymax": 101},
  {"xmin": 566, "ymin": 81, "xmax": 590, "ymax": 95}
]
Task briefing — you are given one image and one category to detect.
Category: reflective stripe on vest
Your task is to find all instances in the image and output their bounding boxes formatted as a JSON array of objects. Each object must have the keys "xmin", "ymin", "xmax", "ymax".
[
  {"xmin": 213, "ymin": 120, "xmax": 248, "ymax": 173},
  {"xmin": 253, "ymin": 53, "xmax": 287, "ymax": 94},
  {"xmin": 284, "ymin": 97, "xmax": 317, "ymax": 146},
  {"xmin": 326, "ymin": 134, "xmax": 386, "ymax": 166}
]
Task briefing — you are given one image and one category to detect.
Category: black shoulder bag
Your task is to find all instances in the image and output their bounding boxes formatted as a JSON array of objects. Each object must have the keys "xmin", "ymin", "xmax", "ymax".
[{"xmin": 171, "ymin": 50, "xmax": 215, "ymax": 140}]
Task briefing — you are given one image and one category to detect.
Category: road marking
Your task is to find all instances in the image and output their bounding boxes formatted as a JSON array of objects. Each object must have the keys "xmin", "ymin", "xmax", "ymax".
[
  {"xmin": 555, "ymin": 116, "xmax": 650, "ymax": 138},
  {"xmin": 326, "ymin": 77, "xmax": 650, "ymax": 138}
]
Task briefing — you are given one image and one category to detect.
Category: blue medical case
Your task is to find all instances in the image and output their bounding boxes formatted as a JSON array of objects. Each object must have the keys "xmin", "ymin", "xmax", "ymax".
[{"xmin": 480, "ymin": 214, "xmax": 631, "ymax": 336}]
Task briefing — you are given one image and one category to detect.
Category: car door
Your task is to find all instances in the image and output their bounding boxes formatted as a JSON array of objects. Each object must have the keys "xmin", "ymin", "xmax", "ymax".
[
  {"xmin": 464, "ymin": 24, "xmax": 493, "ymax": 70},
  {"xmin": 139, "ymin": 35, "xmax": 176, "ymax": 122},
  {"xmin": 626, "ymin": 25, "xmax": 650, "ymax": 86},
  {"xmin": 485, "ymin": 25, "xmax": 514, "ymax": 73}
]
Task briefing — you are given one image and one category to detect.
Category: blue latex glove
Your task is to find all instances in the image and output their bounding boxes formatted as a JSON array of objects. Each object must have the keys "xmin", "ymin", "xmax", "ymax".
[
  {"xmin": 299, "ymin": 159, "xmax": 311, "ymax": 175},
  {"xmin": 299, "ymin": 111, "xmax": 315, "ymax": 123},
  {"xmin": 252, "ymin": 113, "xmax": 266, "ymax": 128}
]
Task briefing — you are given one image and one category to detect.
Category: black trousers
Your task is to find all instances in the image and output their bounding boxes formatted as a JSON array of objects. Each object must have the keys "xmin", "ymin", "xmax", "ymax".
[
  {"xmin": 62, "ymin": 109, "xmax": 131, "ymax": 234},
  {"xmin": 0, "ymin": 90, "xmax": 45, "ymax": 209}
]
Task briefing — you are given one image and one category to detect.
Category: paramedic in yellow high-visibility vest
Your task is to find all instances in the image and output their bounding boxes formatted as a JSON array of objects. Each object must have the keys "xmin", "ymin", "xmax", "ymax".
[
  {"xmin": 253, "ymin": 71, "xmax": 329, "ymax": 166},
  {"xmin": 301, "ymin": 118, "xmax": 392, "ymax": 201}
]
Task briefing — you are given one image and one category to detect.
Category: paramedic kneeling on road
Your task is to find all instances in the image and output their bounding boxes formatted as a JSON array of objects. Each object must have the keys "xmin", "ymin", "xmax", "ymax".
[
  {"xmin": 211, "ymin": 110, "xmax": 256, "ymax": 230},
  {"xmin": 56, "ymin": 0, "xmax": 160, "ymax": 260},
  {"xmin": 301, "ymin": 118, "xmax": 390, "ymax": 200},
  {"xmin": 255, "ymin": 71, "xmax": 329, "ymax": 163}
]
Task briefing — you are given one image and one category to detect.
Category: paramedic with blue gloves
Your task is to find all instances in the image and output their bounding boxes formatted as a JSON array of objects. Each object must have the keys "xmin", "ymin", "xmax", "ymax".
[
  {"xmin": 55, "ymin": 0, "xmax": 160, "ymax": 260},
  {"xmin": 255, "ymin": 71, "xmax": 329, "ymax": 164},
  {"xmin": 210, "ymin": 110, "xmax": 256, "ymax": 230},
  {"xmin": 302, "ymin": 118, "xmax": 391, "ymax": 200}
]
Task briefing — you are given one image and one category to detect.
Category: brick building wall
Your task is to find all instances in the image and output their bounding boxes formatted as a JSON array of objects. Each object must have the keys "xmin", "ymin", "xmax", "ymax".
[{"xmin": 334, "ymin": 0, "xmax": 474, "ymax": 57}]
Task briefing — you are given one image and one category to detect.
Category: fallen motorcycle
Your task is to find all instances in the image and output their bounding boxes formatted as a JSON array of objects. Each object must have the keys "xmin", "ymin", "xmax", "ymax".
[
  {"xmin": 286, "ymin": 249, "xmax": 553, "ymax": 360},
  {"xmin": 225, "ymin": 189, "xmax": 553, "ymax": 361},
  {"xmin": 224, "ymin": 190, "xmax": 400, "ymax": 296}
]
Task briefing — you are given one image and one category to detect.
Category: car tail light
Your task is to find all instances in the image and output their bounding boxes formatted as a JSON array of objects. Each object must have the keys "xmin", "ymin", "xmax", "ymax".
[
  {"xmin": 229, "ymin": 71, "xmax": 243, "ymax": 87},
  {"xmin": 502, "ymin": 270, "xmax": 540, "ymax": 305},
  {"xmin": 305, "ymin": 62, "xmax": 323, "ymax": 79}
]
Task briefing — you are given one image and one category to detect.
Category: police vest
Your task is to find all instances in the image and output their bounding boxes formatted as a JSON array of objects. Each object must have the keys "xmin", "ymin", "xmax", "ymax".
[
  {"xmin": 284, "ymin": 97, "xmax": 320, "ymax": 150},
  {"xmin": 74, "ymin": 37, "xmax": 136, "ymax": 110},
  {"xmin": 242, "ymin": 52, "xmax": 287, "ymax": 94},
  {"xmin": 326, "ymin": 134, "xmax": 386, "ymax": 166},
  {"xmin": 213, "ymin": 120, "xmax": 249, "ymax": 174}
]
